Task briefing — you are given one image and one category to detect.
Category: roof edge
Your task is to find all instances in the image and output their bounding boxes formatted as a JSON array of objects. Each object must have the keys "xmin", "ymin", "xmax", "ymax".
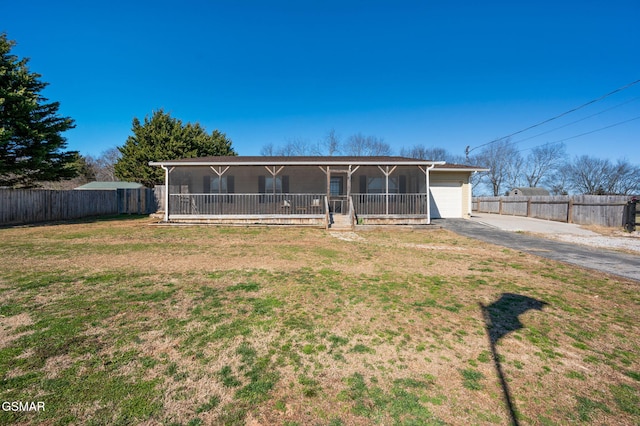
[{"xmin": 149, "ymin": 156, "xmax": 447, "ymax": 167}]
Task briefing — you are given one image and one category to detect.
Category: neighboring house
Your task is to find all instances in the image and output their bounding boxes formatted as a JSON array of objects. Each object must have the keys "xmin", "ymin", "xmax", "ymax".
[
  {"xmin": 509, "ymin": 187, "xmax": 550, "ymax": 196},
  {"xmin": 74, "ymin": 181, "xmax": 145, "ymax": 190},
  {"xmin": 149, "ymin": 156, "xmax": 487, "ymax": 228}
]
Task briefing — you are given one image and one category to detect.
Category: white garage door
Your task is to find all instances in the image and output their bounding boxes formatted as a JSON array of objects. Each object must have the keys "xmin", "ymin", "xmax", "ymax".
[{"xmin": 429, "ymin": 182, "xmax": 462, "ymax": 218}]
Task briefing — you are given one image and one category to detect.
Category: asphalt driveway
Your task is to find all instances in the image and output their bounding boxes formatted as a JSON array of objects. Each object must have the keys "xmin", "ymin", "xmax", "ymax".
[{"xmin": 438, "ymin": 216, "xmax": 640, "ymax": 282}]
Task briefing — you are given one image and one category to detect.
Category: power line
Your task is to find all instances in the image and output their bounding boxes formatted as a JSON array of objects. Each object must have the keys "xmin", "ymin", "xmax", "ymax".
[
  {"xmin": 511, "ymin": 96, "xmax": 639, "ymax": 146},
  {"xmin": 467, "ymin": 78, "xmax": 640, "ymax": 155},
  {"xmin": 545, "ymin": 115, "xmax": 640, "ymax": 145},
  {"xmin": 513, "ymin": 114, "xmax": 640, "ymax": 155}
]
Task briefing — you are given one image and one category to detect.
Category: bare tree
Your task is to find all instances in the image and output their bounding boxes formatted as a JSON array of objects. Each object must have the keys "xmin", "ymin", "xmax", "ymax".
[
  {"xmin": 611, "ymin": 159, "xmax": 640, "ymax": 195},
  {"xmin": 564, "ymin": 155, "xmax": 640, "ymax": 195},
  {"xmin": 85, "ymin": 147, "xmax": 121, "ymax": 181},
  {"xmin": 343, "ymin": 133, "xmax": 392, "ymax": 156},
  {"xmin": 323, "ymin": 128, "xmax": 341, "ymax": 156},
  {"xmin": 260, "ymin": 138, "xmax": 320, "ymax": 156},
  {"xmin": 524, "ymin": 143, "xmax": 567, "ymax": 187},
  {"xmin": 474, "ymin": 140, "xmax": 523, "ymax": 196},
  {"xmin": 567, "ymin": 155, "xmax": 614, "ymax": 194},
  {"xmin": 260, "ymin": 143, "xmax": 276, "ymax": 156},
  {"xmin": 96, "ymin": 147, "xmax": 120, "ymax": 181},
  {"xmin": 261, "ymin": 131, "xmax": 391, "ymax": 157},
  {"xmin": 547, "ymin": 166, "xmax": 570, "ymax": 195},
  {"xmin": 400, "ymin": 145, "xmax": 449, "ymax": 161}
]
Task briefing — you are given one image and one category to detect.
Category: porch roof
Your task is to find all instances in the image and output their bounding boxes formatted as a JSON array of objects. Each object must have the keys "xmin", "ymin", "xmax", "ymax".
[{"xmin": 150, "ymin": 155, "xmax": 486, "ymax": 171}]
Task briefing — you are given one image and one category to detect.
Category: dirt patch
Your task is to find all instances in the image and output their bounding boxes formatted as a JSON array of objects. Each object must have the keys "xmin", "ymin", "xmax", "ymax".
[{"xmin": 0, "ymin": 312, "xmax": 33, "ymax": 349}]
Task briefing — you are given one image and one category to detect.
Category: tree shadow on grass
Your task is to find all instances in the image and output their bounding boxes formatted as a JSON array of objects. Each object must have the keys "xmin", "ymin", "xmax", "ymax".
[{"xmin": 479, "ymin": 293, "xmax": 548, "ymax": 426}]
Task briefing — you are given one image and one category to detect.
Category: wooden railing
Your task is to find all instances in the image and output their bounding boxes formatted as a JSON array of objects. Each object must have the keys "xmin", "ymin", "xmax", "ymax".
[
  {"xmin": 167, "ymin": 193, "xmax": 433, "ymax": 219},
  {"xmin": 352, "ymin": 193, "xmax": 428, "ymax": 216},
  {"xmin": 168, "ymin": 193, "xmax": 326, "ymax": 216}
]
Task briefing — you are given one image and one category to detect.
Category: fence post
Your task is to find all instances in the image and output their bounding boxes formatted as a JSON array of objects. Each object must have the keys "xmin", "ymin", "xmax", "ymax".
[
  {"xmin": 499, "ymin": 198, "xmax": 503, "ymax": 215},
  {"xmin": 526, "ymin": 198, "xmax": 532, "ymax": 217},
  {"xmin": 567, "ymin": 198, "xmax": 574, "ymax": 223},
  {"xmin": 624, "ymin": 198, "xmax": 637, "ymax": 232},
  {"xmin": 117, "ymin": 189, "xmax": 124, "ymax": 214}
]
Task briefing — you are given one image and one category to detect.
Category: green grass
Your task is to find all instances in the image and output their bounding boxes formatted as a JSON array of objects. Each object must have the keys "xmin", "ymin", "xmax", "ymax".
[
  {"xmin": 610, "ymin": 384, "xmax": 640, "ymax": 415},
  {"xmin": 0, "ymin": 219, "xmax": 639, "ymax": 425},
  {"xmin": 574, "ymin": 395, "xmax": 611, "ymax": 422},
  {"xmin": 338, "ymin": 372, "xmax": 446, "ymax": 425},
  {"xmin": 460, "ymin": 368, "xmax": 485, "ymax": 390}
]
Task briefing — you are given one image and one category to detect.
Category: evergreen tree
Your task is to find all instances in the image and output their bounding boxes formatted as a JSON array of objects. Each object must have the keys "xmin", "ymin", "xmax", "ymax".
[
  {"xmin": 115, "ymin": 110, "xmax": 235, "ymax": 187},
  {"xmin": 0, "ymin": 33, "xmax": 77, "ymax": 187}
]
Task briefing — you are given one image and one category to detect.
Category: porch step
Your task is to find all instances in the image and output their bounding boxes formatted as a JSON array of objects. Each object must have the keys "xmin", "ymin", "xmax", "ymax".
[{"xmin": 330, "ymin": 214, "xmax": 353, "ymax": 230}]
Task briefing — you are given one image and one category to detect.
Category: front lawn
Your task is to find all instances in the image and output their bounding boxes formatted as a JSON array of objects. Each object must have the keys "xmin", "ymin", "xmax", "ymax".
[{"xmin": 0, "ymin": 218, "xmax": 638, "ymax": 425}]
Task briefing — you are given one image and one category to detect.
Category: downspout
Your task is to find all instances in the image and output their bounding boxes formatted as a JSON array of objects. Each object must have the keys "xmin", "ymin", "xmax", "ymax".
[
  {"xmin": 469, "ymin": 171, "xmax": 476, "ymax": 217},
  {"xmin": 426, "ymin": 164, "xmax": 435, "ymax": 225}
]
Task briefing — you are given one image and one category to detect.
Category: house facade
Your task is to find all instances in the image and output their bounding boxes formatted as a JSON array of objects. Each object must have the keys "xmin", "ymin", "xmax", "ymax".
[{"xmin": 149, "ymin": 156, "xmax": 486, "ymax": 228}]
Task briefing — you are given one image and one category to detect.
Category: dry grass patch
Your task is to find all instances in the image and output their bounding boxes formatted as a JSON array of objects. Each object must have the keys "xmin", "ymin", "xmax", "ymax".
[{"xmin": 0, "ymin": 217, "xmax": 638, "ymax": 425}]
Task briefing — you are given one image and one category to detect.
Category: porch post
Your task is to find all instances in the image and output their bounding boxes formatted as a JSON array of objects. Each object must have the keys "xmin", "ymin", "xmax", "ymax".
[
  {"xmin": 346, "ymin": 165, "xmax": 359, "ymax": 211},
  {"xmin": 210, "ymin": 166, "xmax": 230, "ymax": 193},
  {"xmin": 385, "ymin": 166, "xmax": 389, "ymax": 215},
  {"xmin": 420, "ymin": 165, "xmax": 435, "ymax": 225},
  {"xmin": 326, "ymin": 166, "xmax": 331, "ymax": 200},
  {"xmin": 264, "ymin": 165, "xmax": 285, "ymax": 196},
  {"xmin": 161, "ymin": 166, "xmax": 174, "ymax": 222},
  {"xmin": 346, "ymin": 165, "xmax": 352, "ymax": 200},
  {"xmin": 377, "ymin": 165, "xmax": 397, "ymax": 216}
]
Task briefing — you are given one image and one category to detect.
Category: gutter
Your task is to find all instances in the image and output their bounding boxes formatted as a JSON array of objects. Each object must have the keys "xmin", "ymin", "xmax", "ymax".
[{"xmin": 149, "ymin": 160, "xmax": 448, "ymax": 167}]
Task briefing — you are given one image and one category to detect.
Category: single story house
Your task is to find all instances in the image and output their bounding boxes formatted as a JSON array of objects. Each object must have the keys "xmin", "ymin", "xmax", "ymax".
[
  {"xmin": 509, "ymin": 187, "xmax": 550, "ymax": 196},
  {"xmin": 149, "ymin": 156, "xmax": 487, "ymax": 228}
]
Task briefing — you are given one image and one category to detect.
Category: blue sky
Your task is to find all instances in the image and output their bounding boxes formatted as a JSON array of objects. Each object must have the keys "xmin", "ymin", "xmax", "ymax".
[{"xmin": 3, "ymin": 0, "xmax": 639, "ymax": 163}]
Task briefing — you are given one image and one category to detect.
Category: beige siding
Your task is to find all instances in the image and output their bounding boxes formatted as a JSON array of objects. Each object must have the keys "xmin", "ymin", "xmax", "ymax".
[{"xmin": 430, "ymin": 171, "xmax": 472, "ymax": 217}]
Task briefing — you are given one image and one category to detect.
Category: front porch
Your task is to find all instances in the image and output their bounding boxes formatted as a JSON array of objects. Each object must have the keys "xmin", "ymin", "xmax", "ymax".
[
  {"xmin": 165, "ymin": 192, "xmax": 432, "ymax": 227},
  {"xmin": 149, "ymin": 156, "xmax": 479, "ymax": 228},
  {"xmin": 168, "ymin": 193, "xmax": 328, "ymax": 226}
]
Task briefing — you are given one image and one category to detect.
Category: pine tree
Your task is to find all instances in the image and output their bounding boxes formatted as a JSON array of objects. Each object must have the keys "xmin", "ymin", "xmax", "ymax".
[
  {"xmin": 114, "ymin": 110, "xmax": 235, "ymax": 187},
  {"xmin": 0, "ymin": 33, "xmax": 77, "ymax": 188}
]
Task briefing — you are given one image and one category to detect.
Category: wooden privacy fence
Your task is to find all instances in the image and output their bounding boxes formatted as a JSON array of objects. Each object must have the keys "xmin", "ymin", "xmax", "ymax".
[
  {"xmin": 0, "ymin": 188, "xmax": 157, "ymax": 226},
  {"xmin": 473, "ymin": 195, "xmax": 633, "ymax": 227}
]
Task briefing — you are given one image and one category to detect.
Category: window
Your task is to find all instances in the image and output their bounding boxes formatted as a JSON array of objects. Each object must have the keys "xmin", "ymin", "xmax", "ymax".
[
  {"xmin": 211, "ymin": 176, "xmax": 227, "ymax": 193},
  {"xmin": 367, "ymin": 177, "xmax": 398, "ymax": 194},
  {"xmin": 266, "ymin": 176, "xmax": 282, "ymax": 193},
  {"xmin": 204, "ymin": 175, "xmax": 234, "ymax": 194},
  {"xmin": 258, "ymin": 175, "xmax": 289, "ymax": 194}
]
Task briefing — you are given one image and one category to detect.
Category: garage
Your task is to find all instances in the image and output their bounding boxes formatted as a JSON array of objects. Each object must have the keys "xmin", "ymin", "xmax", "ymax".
[{"xmin": 429, "ymin": 182, "xmax": 463, "ymax": 218}]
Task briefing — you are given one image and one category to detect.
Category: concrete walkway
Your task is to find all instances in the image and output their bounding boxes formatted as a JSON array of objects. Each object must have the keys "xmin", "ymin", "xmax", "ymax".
[{"xmin": 438, "ymin": 216, "xmax": 640, "ymax": 282}]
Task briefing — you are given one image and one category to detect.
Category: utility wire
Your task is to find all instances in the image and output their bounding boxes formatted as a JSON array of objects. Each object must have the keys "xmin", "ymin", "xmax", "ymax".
[
  {"xmin": 512, "ymin": 114, "xmax": 640, "ymax": 155},
  {"xmin": 544, "ymin": 115, "xmax": 640, "ymax": 145},
  {"xmin": 466, "ymin": 78, "xmax": 640, "ymax": 156},
  {"xmin": 511, "ymin": 97, "xmax": 639, "ymax": 146}
]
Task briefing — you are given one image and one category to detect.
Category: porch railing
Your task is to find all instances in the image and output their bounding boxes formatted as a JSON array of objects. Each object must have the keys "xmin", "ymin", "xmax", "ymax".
[
  {"xmin": 168, "ymin": 193, "xmax": 429, "ymax": 218},
  {"xmin": 352, "ymin": 193, "xmax": 429, "ymax": 216},
  {"xmin": 168, "ymin": 193, "xmax": 326, "ymax": 216}
]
